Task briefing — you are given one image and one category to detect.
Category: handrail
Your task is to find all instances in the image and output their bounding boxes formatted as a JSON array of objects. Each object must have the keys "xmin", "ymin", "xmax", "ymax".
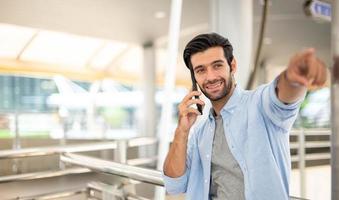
[
  {"xmin": 0, "ymin": 157, "xmax": 158, "ymax": 183},
  {"xmin": 127, "ymin": 156, "xmax": 158, "ymax": 166},
  {"xmin": 10, "ymin": 182, "xmax": 149, "ymax": 200},
  {"xmin": 88, "ymin": 181, "xmax": 150, "ymax": 200},
  {"xmin": 8, "ymin": 188, "xmax": 87, "ymax": 200},
  {"xmin": 60, "ymin": 152, "xmax": 164, "ymax": 186},
  {"xmin": 290, "ymin": 129, "xmax": 331, "ymax": 136},
  {"xmin": 0, "ymin": 167, "xmax": 90, "ymax": 183},
  {"xmin": 61, "ymin": 153, "xmax": 308, "ymax": 200},
  {"xmin": 0, "ymin": 137, "xmax": 157, "ymax": 160},
  {"xmin": 128, "ymin": 137, "xmax": 157, "ymax": 147},
  {"xmin": 0, "ymin": 141, "xmax": 117, "ymax": 159}
]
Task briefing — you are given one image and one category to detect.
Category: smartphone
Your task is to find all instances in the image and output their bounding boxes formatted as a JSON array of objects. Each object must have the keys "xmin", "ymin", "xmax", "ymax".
[{"xmin": 189, "ymin": 68, "xmax": 203, "ymax": 115}]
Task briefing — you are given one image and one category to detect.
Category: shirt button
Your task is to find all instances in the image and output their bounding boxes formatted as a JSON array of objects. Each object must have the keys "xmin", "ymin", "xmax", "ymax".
[
  {"xmin": 206, "ymin": 154, "xmax": 210, "ymax": 158},
  {"xmin": 204, "ymin": 179, "xmax": 208, "ymax": 183}
]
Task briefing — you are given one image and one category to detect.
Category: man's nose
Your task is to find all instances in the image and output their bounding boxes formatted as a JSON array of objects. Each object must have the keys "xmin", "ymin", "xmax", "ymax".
[{"xmin": 205, "ymin": 68, "xmax": 218, "ymax": 81}]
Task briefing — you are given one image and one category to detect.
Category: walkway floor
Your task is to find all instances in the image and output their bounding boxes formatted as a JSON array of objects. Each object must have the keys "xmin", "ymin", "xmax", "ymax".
[{"xmin": 290, "ymin": 165, "xmax": 331, "ymax": 200}]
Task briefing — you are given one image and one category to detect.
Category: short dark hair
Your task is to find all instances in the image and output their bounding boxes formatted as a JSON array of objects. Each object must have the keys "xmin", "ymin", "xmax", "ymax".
[{"xmin": 183, "ymin": 33, "xmax": 234, "ymax": 70}]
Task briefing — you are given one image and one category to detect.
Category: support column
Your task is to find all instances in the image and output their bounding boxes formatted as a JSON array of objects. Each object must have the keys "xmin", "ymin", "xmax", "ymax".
[
  {"xmin": 155, "ymin": 0, "xmax": 183, "ymax": 199},
  {"xmin": 139, "ymin": 42, "xmax": 156, "ymax": 159},
  {"xmin": 141, "ymin": 42, "xmax": 156, "ymax": 138},
  {"xmin": 210, "ymin": 0, "xmax": 253, "ymax": 88},
  {"xmin": 331, "ymin": 0, "xmax": 339, "ymax": 199}
]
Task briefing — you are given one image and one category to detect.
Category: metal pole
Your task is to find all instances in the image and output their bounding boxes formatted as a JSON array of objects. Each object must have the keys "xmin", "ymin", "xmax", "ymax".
[
  {"xmin": 61, "ymin": 153, "xmax": 164, "ymax": 186},
  {"xmin": 114, "ymin": 140, "xmax": 127, "ymax": 164},
  {"xmin": 113, "ymin": 139, "xmax": 136, "ymax": 197},
  {"xmin": 11, "ymin": 112, "xmax": 20, "ymax": 173},
  {"xmin": 299, "ymin": 129, "xmax": 306, "ymax": 198},
  {"xmin": 13, "ymin": 111, "xmax": 20, "ymax": 150},
  {"xmin": 210, "ymin": 0, "xmax": 253, "ymax": 88},
  {"xmin": 155, "ymin": 0, "xmax": 182, "ymax": 199},
  {"xmin": 140, "ymin": 42, "xmax": 156, "ymax": 160},
  {"xmin": 331, "ymin": 0, "xmax": 339, "ymax": 199}
]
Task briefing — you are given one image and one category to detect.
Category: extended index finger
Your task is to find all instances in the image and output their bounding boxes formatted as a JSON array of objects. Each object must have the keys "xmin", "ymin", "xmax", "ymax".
[{"xmin": 302, "ymin": 48, "xmax": 316, "ymax": 59}]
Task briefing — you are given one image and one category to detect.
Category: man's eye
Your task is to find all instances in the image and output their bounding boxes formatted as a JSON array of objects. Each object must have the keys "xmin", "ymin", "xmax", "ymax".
[{"xmin": 195, "ymin": 68, "xmax": 205, "ymax": 74}]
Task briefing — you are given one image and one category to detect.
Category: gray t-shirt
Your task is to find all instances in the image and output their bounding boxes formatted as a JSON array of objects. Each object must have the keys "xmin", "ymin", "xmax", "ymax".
[{"xmin": 209, "ymin": 115, "xmax": 245, "ymax": 200}]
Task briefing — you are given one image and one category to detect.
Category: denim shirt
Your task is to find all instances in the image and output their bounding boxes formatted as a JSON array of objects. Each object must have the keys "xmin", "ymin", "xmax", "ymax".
[{"xmin": 163, "ymin": 79, "xmax": 304, "ymax": 200}]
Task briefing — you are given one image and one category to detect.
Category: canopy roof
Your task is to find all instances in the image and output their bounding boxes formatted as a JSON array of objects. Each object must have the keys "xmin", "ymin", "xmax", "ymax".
[{"xmin": 0, "ymin": 23, "xmax": 192, "ymax": 86}]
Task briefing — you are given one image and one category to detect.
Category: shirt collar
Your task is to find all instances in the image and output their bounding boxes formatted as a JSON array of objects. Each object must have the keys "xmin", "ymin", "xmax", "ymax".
[{"xmin": 208, "ymin": 85, "xmax": 243, "ymax": 121}]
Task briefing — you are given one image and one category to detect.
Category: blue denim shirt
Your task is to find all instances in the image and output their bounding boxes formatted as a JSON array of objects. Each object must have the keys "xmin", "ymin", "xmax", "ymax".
[{"xmin": 163, "ymin": 79, "xmax": 304, "ymax": 200}]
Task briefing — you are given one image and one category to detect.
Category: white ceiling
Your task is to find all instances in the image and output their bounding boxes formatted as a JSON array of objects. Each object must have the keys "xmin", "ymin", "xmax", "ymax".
[
  {"xmin": 253, "ymin": 0, "xmax": 331, "ymax": 67},
  {"xmin": 0, "ymin": 0, "xmax": 209, "ymax": 44}
]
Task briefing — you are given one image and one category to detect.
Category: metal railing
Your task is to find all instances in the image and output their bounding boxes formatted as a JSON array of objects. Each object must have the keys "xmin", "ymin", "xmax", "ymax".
[
  {"xmin": 60, "ymin": 152, "xmax": 306, "ymax": 200},
  {"xmin": 290, "ymin": 128, "xmax": 331, "ymax": 198},
  {"xmin": 7, "ymin": 188, "xmax": 87, "ymax": 200},
  {"xmin": 8, "ymin": 181, "xmax": 149, "ymax": 200},
  {"xmin": 0, "ymin": 167, "xmax": 90, "ymax": 183},
  {"xmin": 61, "ymin": 152, "xmax": 163, "ymax": 186},
  {"xmin": 0, "ymin": 137, "xmax": 157, "ymax": 159},
  {"xmin": 1, "ymin": 129, "xmax": 328, "ymax": 199},
  {"xmin": 0, "ymin": 137, "xmax": 158, "ymax": 185},
  {"xmin": 6, "ymin": 151, "xmax": 308, "ymax": 200},
  {"xmin": 290, "ymin": 129, "xmax": 331, "ymax": 163},
  {"xmin": 87, "ymin": 181, "xmax": 150, "ymax": 200}
]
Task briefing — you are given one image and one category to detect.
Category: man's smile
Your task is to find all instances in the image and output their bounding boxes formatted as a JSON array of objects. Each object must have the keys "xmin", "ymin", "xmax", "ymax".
[{"xmin": 205, "ymin": 79, "xmax": 224, "ymax": 93}]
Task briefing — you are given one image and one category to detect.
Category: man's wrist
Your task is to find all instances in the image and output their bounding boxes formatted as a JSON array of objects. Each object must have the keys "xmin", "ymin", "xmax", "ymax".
[{"xmin": 283, "ymin": 70, "xmax": 303, "ymax": 88}]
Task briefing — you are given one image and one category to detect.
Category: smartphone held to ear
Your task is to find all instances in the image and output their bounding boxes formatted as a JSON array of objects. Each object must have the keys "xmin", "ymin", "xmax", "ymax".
[{"xmin": 189, "ymin": 68, "xmax": 203, "ymax": 115}]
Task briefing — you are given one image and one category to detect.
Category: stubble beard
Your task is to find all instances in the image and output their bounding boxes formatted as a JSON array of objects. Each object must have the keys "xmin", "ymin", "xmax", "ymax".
[{"xmin": 199, "ymin": 76, "xmax": 233, "ymax": 102}]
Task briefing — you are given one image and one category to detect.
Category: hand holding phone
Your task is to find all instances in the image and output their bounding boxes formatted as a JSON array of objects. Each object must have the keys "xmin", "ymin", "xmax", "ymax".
[{"xmin": 189, "ymin": 68, "xmax": 203, "ymax": 115}]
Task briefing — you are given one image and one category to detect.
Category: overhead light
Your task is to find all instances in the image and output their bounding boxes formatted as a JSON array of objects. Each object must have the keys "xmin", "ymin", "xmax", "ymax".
[{"xmin": 154, "ymin": 11, "xmax": 166, "ymax": 19}]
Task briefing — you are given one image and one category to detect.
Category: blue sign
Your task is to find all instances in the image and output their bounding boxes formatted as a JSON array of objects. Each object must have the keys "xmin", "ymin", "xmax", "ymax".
[{"xmin": 310, "ymin": 0, "xmax": 332, "ymax": 21}]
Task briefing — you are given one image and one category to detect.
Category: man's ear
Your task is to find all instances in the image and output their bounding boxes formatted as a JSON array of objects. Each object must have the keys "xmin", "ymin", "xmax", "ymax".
[{"xmin": 230, "ymin": 57, "xmax": 237, "ymax": 75}]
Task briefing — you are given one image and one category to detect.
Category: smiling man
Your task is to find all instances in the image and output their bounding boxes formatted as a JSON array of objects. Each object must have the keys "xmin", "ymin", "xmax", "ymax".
[{"xmin": 163, "ymin": 33, "xmax": 327, "ymax": 200}]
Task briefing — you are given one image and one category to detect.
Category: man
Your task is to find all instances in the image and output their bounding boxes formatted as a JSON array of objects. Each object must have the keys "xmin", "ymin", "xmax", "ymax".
[{"xmin": 162, "ymin": 33, "xmax": 327, "ymax": 200}]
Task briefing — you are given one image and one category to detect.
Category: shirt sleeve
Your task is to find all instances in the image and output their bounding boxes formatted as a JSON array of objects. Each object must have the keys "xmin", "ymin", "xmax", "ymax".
[
  {"xmin": 162, "ymin": 131, "xmax": 195, "ymax": 194},
  {"xmin": 261, "ymin": 77, "xmax": 305, "ymax": 131}
]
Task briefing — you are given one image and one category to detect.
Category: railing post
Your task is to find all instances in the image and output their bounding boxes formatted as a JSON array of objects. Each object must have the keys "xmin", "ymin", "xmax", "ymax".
[
  {"xmin": 12, "ymin": 111, "xmax": 20, "ymax": 150},
  {"xmin": 299, "ymin": 128, "xmax": 306, "ymax": 198},
  {"xmin": 10, "ymin": 112, "xmax": 20, "ymax": 174},
  {"xmin": 114, "ymin": 140, "xmax": 127, "ymax": 164},
  {"xmin": 113, "ymin": 140, "xmax": 137, "ymax": 199},
  {"xmin": 156, "ymin": 0, "xmax": 183, "ymax": 198}
]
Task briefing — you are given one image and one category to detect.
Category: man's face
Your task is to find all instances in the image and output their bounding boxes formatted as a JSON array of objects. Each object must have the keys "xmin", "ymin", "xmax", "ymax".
[{"xmin": 191, "ymin": 46, "xmax": 234, "ymax": 101}]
